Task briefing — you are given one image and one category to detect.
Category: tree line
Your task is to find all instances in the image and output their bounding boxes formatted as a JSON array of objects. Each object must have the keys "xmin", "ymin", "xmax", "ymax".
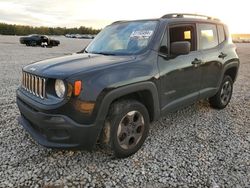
[{"xmin": 0, "ymin": 23, "xmax": 101, "ymax": 36}]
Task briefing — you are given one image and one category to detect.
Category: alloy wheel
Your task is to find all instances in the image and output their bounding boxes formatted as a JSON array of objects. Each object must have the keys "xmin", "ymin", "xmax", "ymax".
[
  {"xmin": 220, "ymin": 81, "xmax": 232, "ymax": 105},
  {"xmin": 117, "ymin": 111, "xmax": 145, "ymax": 150}
]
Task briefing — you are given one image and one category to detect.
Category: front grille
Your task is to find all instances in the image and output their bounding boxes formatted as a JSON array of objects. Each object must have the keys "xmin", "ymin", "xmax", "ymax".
[{"xmin": 21, "ymin": 71, "xmax": 46, "ymax": 99}]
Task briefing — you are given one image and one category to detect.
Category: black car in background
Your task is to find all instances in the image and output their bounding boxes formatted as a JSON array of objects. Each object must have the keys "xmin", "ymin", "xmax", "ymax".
[{"xmin": 19, "ymin": 34, "xmax": 60, "ymax": 47}]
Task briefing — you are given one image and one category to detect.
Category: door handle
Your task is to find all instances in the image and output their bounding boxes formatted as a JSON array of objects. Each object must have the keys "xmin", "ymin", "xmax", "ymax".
[
  {"xmin": 192, "ymin": 58, "xmax": 202, "ymax": 65},
  {"xmin": 218, "ymin": 52, "xmax": 227, "ymax": 59}
]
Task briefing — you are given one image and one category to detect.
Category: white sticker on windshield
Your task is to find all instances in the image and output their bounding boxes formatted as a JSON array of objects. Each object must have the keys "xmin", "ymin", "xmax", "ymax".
[{"xmin": 130, "ymin": 30, "xmax": 154, "ymax": 39}]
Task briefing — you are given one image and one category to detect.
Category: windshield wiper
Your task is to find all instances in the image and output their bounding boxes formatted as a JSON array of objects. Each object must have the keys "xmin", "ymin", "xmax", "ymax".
[
  {"xmin": 76, "ymin": 48, "xmax": 88, "ymax": 54},
  {"xmin": 91, "ymin": 52, "xmax": 116, "ymax": 56}
]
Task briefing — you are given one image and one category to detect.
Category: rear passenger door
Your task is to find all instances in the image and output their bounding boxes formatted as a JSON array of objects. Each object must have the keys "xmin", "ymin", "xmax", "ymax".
[{"xmin": 197, "ymin": 23, "xmax": 225, "ymax": 98}]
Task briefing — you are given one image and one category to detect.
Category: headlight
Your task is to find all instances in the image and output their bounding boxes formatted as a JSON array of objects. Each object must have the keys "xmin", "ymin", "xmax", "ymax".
[{"xmin": 55, "ymin": 79, "xmax": 66, "ymax": 98}]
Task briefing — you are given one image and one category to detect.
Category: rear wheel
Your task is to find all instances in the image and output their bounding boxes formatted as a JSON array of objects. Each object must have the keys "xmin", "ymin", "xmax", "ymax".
[
  {"xmin": 101, "ymin": 100, "xmax": 150, "ymax": 158},
  {"xmin": 209, "ymin": 75, "xmax": 233, "ymax": 109}
]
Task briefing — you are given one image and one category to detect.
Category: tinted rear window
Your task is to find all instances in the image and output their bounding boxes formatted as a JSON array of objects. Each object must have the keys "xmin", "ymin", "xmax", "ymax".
[
  {"xmin": 217, "ymin": 25, "xmax": 226, "ymax": 44},
  {"xmin": 197, "ymin": 24, "xmax": 218, "ymax": 50}
]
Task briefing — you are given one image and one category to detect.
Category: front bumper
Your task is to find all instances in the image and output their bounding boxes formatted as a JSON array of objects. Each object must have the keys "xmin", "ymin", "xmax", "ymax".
[{"xmin": 17, "ymin": 97, "xmax": 101, "ymax": 150}]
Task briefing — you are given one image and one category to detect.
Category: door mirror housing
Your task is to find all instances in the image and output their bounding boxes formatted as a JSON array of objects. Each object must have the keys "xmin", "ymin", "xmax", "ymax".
[
  {"xmin": 171, "ymin": 41, "xmax": 191, "ymax": 55},
  {"xmin": 159, "ymin": 45, "xmax": 168, "ymax": 54}
]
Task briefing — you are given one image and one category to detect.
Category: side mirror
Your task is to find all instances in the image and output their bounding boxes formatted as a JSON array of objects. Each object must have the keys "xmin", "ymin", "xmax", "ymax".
[
  {"xmin": 159, "ymin": 45, "xmax": 168, "ymax": 54},
  {"xmin": 171, "ymin": 41, "xmax": 191, "ymax": 55}
]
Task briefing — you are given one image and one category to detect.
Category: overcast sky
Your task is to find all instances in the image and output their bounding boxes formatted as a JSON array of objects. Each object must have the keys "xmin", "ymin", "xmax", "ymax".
[{"xmin": 0, "ymin": 0, "xmax": 249, "ymax": 33}]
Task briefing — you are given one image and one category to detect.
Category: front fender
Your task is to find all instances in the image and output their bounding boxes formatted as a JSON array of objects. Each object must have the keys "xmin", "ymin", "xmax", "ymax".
[{"xmin": 95, "ymin": 81, "xmax": 160, "ymax": 123}]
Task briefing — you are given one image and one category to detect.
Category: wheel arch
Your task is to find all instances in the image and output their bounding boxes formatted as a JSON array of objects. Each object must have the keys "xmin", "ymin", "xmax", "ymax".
[
  {"xmin": 224, "ymin": 66, "xmax": 238, "ymax": 82},
  {"xmin": 222, "ymin": 59, "xmax": 240, "ymax": 83},
  {"xmin": 96, "ymin": 81, "xmax": 160, "ymax": 123}
]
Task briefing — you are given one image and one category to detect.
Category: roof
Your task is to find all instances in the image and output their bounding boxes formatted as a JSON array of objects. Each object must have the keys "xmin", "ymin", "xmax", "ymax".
[
  {"xmin": 161, "ymin": 13, "xmax": 222, "ymax": 24},
  {"xmin": 162, "ymin": 13, "xmax": 220, "ymax": 21},
  {"xmin": 111, "ymin": 13, "xmax": 223, "ymax": 25}
]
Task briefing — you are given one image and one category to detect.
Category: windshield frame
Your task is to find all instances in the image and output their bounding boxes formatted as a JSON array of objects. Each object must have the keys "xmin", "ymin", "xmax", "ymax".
[{"xmin": 85, "ymin": 20, "xmax": 160, "ymax": 56}]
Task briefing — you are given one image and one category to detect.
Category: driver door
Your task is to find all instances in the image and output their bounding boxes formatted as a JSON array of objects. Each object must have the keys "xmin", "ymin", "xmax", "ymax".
[{"xmin": 158, "ymin": 23, "xmax": 203, "ymax": 113}]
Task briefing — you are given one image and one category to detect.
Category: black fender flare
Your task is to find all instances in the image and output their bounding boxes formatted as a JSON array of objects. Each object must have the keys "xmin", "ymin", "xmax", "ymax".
[
  {"xmin": 95, "ymin": 81, "xmax": 160, "ymax": 124},
  {"xmin": 220, "ymin": 58, "xmax": 240, "ymax": 84}
]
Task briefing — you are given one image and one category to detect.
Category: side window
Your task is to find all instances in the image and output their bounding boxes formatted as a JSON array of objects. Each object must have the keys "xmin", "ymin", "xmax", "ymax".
[
  {"xmin": 198, "ymin": 24, "xmax": 218, "ymax": 50},
  {"xmin": 169, "ymin": 25, "xmax": 195, "ymax": 51},
  {"xmin": 217, "ymin": 25, "xmax": 226, "ymax": 44}
]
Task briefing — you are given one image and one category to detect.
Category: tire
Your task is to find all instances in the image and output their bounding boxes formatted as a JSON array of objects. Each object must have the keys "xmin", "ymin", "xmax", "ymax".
[
  {"xmin": 209, "ymin": 75, "xmax": 233, "ymax": 109},
  {"xmin": 101, "ymin": 100, "xmax": 150, "ymax": 158}
]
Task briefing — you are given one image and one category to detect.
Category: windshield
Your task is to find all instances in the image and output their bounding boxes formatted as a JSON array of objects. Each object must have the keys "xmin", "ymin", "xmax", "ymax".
[
  {"xmin": 28, "ymin": 34, "xmax": 38, "ymax": 37},
  {"xmin": 86, "ymin": 21, "xmax": 158, "ymax": 55}
]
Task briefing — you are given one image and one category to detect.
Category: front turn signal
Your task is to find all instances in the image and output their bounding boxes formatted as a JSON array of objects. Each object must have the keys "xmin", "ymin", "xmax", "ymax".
[{"xmin": 74, "ymin": 81, "xmax": 82, "ymax": 96}]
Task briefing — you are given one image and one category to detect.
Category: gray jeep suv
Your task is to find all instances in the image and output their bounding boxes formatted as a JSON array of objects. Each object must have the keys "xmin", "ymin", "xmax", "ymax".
[{"xmin": 17, "ymin": 13, "xmax": 239, "ymax": 158}]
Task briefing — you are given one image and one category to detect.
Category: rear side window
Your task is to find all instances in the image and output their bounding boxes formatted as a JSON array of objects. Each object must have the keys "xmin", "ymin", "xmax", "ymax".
[
  {"xmin": 197, "ymin": 24, "xmax": 218, "ymax": 50},
  {"xmin": 217, "ymin": 25, "xmax": 226, "ymax": 43}
]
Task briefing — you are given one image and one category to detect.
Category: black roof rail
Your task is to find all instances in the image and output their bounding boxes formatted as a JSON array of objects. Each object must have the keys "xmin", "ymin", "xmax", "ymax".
[{"xmin": 161, "ymin": 13, "xmax": 220, "ymax": 21}]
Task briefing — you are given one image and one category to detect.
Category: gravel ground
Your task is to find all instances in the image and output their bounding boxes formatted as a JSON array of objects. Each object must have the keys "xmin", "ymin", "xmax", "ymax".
[{"xmin": 0, "ymin": 35, "xmax": 249, "ymax": 188}]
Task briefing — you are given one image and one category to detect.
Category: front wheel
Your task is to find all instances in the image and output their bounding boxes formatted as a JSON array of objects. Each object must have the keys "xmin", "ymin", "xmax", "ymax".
[
  {"xmin": 101, "ymin": 100, "xmax": 150, "ymax": 158},
  {"xmin": 209, "ymin": 75, "xmax": 233, "ymax": 109}
]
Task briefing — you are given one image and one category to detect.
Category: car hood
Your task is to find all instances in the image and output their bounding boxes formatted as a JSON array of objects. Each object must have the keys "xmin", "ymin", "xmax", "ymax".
[{"xmin": 23, "ymin": 53, "xmax": 136, "ymax": 79}]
